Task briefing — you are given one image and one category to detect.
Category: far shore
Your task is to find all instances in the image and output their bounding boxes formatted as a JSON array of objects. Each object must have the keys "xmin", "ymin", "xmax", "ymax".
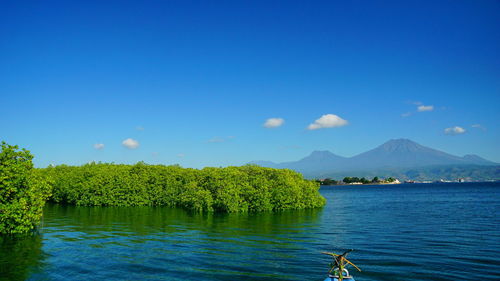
[{"xmin": 318, "ymin": 180, "xmax": 499, "ymax": 186}]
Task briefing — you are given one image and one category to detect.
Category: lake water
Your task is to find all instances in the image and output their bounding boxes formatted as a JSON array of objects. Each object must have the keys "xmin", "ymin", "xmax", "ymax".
[{"xmin": 1, "ymin": 182, "xmax": 499, "ymax": 280}]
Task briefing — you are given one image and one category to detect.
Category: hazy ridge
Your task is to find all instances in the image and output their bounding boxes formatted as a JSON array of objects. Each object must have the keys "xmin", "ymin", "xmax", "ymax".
[{"xmin": 250, "ymin": 139, "xmax": 499, "ymax": 180}]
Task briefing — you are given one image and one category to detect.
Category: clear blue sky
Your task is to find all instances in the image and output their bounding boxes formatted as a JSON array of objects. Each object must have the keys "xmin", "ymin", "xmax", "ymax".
[{"xmin": 1, "ymin": 0, "xmax": 499, "ymax": 167}]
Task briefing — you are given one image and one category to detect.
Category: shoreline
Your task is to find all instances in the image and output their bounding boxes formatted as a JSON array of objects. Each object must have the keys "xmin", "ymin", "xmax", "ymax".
[{"xmin": 319, "ymin": 180, "xmax": 500, "ymax": 187}]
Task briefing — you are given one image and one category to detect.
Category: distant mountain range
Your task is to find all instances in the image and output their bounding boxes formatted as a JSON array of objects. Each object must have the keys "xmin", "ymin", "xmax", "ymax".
[{"xmin": 250, "ymin": 139, "xmax": 499, "ymax": 181}]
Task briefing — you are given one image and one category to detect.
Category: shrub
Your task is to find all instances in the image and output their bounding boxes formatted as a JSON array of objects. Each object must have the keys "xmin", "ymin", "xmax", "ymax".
[{"xmin": 0, "ymin": 142, "xmax": 52, "ymax": 234}]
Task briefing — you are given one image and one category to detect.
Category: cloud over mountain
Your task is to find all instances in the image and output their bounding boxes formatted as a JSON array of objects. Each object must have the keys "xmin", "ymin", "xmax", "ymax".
[
  {"xmin": 263, "ymin": 118, "xmax": 284, "ymax": 128},
  {"xmin": 417, "ymin": 105, "xmax": 434, "ymax": 112},
  {"xmin": 307, "ymin": 114, "xmax": 348, "ymax": 130},
  {"xmin": 444, "ymin": 126, "xmax": 466, "ymax": 135}
]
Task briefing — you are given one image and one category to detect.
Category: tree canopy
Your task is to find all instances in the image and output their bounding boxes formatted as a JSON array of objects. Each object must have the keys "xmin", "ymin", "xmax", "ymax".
[
  {"xmin": 42, "ymin": 163, "xmax": 326, "ymax": 212},
  {"xmin": 0, "ymin": 142, "xmax": 51, "ymax": 234}
]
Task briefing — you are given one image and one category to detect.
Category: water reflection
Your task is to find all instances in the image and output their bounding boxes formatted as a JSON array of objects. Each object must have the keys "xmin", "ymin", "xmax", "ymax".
[
  {"xmin": 39, "ymin": 204, "xmax": 324, "ymax": 281},
  {"xmin": 0, "ymin": 234, "xmax": 45, "ymax": 281},
  {"xmin": 6, "ymin": 183, "xmax": 497, "ymax": 281},
  {"xmin": 44, "ymin": 204, "xmax": 322, "ymax": 236}
]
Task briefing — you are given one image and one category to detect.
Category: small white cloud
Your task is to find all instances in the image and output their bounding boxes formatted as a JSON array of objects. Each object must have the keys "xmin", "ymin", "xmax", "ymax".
[
  {"xmin": 471, "ymin": 124, "xmax": 486, "ymax": 130},
  {"xmin": 93, "ymin": 143, "xmax": 105, "ymax": 150},
  {"xmin": 401, "ymin": 112, "xmax": 412, "ymax": 118},
  {"xmin": 471, "ymin": 124, "xmax": 487, "ymax": 131},
  {"xmin": 412, "ymin": 101, "xmax": 423, "ymax": 105},
  {"xmin": 122, "ymin": 138, "xmax": 140, "ymax": 149},
  {"xmin": 263, "ymin": 118, "xmax": 285, "ymax": 128},
  {"xmin": 177, "ymin": 153, "xmax": 185, "ymax": 158},
  {"xmin": 307, "ymin": 114, "xmax": 348, "ymax": 130},
  {"xmin": 136, "ymin": 126, "xmax": 144, "ymax": 131},
  {"xmin": 444, "ymin": 126, "xmax": 466, "ymax": 135},
  {"xmin": 417, "ymin": 105, "xmax": 434, "ymax": 112}
]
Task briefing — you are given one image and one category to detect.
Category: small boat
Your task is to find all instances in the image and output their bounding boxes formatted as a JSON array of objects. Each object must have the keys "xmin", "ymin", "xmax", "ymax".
[
  {"xmin": 323, "ymin": 268, "xmax": 355, "ymax": 281},
  {"xmin": 322, "ymin": 250, "xmax": 360, "ymax": 281}
]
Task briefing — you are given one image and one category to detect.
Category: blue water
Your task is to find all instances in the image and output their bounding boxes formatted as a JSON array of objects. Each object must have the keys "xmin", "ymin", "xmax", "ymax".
[{"xmin": 1, "ymin": 182, "xmax": 499, "ymax": 280}]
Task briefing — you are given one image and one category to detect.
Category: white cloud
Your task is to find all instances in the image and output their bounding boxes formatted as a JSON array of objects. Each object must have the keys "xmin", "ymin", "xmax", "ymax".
[
  {"xmin": 136, "ymin": 126, "xmax": 144, "ymax": 131},
  {"xmin": 307, "ymin": 114, "xmax": 348, "ymax": 130},
  {"xmin": 417, "ymin": 105, "xmax": 434, "ymax": 112},
  {"xmin": 122, "ymin": 138, "xmax": 140, "ymax": 149},
  {"xmin": 444, "ymin": 126, "xmax": 466, "ymax": 135},
  {"xmin": 263, "ymin": 118, "xmax": 285, "ymax": 128},
  {"xmin": 401, "ymin": 112, "xmax": 412, "ymax": 118},
  {"xmin": 177, "ymin": 153, "xmax": 185, "ymax": 158},
  {"xmin": 93, "ymin": 143, "xmax": 105, "ymax": 150}
]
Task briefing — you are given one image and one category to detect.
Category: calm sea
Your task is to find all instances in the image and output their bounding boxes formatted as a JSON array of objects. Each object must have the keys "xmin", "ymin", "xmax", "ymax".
[{"xmin": 1, "ymin": 182, "xmax": 499, "ymax": 280}]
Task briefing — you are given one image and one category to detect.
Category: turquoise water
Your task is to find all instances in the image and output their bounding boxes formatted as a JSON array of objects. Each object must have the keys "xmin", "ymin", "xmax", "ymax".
[{"xmin": 1, "ymin": 182, "xmax": 499, "ymax": 280}]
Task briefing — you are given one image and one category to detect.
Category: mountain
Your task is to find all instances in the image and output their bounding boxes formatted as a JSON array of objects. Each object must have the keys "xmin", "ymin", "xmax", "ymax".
[
  {"xmin": 248, "ymin": 160, "xmax": 277, "ymax": 167},
  {"xmin": 347, "ymin": 139, "xmax": 484, "ymax": 169},
  {"xmin": 277, "ymin": 151, "xmax": 346, "ymax": 173},
  {"xmin": 251, "ymin": 150, "xmax": 347, "ymax": 173},
  {"xmin": 251, "ymin": 139, "xmax": 498, "ymax": 180},
  {"xmin": 461, "ymin": 154, "xmax": 496, "ymax": 165}
]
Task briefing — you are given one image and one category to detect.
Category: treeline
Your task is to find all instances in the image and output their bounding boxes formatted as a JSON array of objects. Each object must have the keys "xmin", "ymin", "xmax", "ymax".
[
  {"xmin": 317, "ymin": 176, "xmax": 397, "ymax": 185},
  {"xmin": 1, "ymin": 141, "xmax": 326, "ymax": 234},
  {"xmin": 41, "ymin": 163, "xmax": 325, "ymax": 213}
]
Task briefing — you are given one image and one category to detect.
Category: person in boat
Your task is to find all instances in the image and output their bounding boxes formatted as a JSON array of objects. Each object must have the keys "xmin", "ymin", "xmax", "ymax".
[{"xmin": 322, "ymin": 250, "xmax": 361, "ymax": 281}]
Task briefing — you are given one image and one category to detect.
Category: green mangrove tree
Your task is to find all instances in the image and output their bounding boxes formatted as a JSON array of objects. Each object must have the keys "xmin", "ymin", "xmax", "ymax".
[
  {"xmin": 0, "ymin": 142, "xmax": 51, "ymax": 234},
  {"xmin": 43, "ymin": 162, "xmax": 326, "ymax": 212}
]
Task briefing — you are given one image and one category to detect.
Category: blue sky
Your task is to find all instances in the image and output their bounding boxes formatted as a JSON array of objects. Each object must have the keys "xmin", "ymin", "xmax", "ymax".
[{"xmin": 1, "ymin": 0, "xmax": 499, "ymax": 167}]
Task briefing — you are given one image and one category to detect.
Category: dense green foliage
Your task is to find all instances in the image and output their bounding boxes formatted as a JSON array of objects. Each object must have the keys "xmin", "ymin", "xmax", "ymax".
[
  {"xmin": 317, "ymin": 176, "xmax": 388, "ymax": 185},
  {"xmin": 386, "ymin": 177, "xmax": 396, "ymax": 183},
  {"xmin": 343, "ymin": 177, "xmax": 368, "ymax": 184},
  {"xmin": 42, "ymin": 163, "xmax": 326, "ymax": 212},
  {"xmin": 0, "ymin": 142, "xmax": 52, "ymax": 234},
  {"xmin": 316, "ymin": 178, "xmax": 341, "ymax": 185}
]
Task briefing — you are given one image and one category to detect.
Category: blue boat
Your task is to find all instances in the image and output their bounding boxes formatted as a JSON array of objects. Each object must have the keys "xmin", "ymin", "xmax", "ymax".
[
  {"xmin": 323, "ymin": 268, "xmax": 355, "ymax": 281},
  {"xmin": 322, "ymin": 250, "xmax": 360, "ymax": 281}
]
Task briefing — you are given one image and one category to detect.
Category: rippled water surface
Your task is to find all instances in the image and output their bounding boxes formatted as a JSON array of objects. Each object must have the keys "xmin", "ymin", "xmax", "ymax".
[{"xmin": 1, "ymin": 182, "xmax": 499, "ymax": 280}]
